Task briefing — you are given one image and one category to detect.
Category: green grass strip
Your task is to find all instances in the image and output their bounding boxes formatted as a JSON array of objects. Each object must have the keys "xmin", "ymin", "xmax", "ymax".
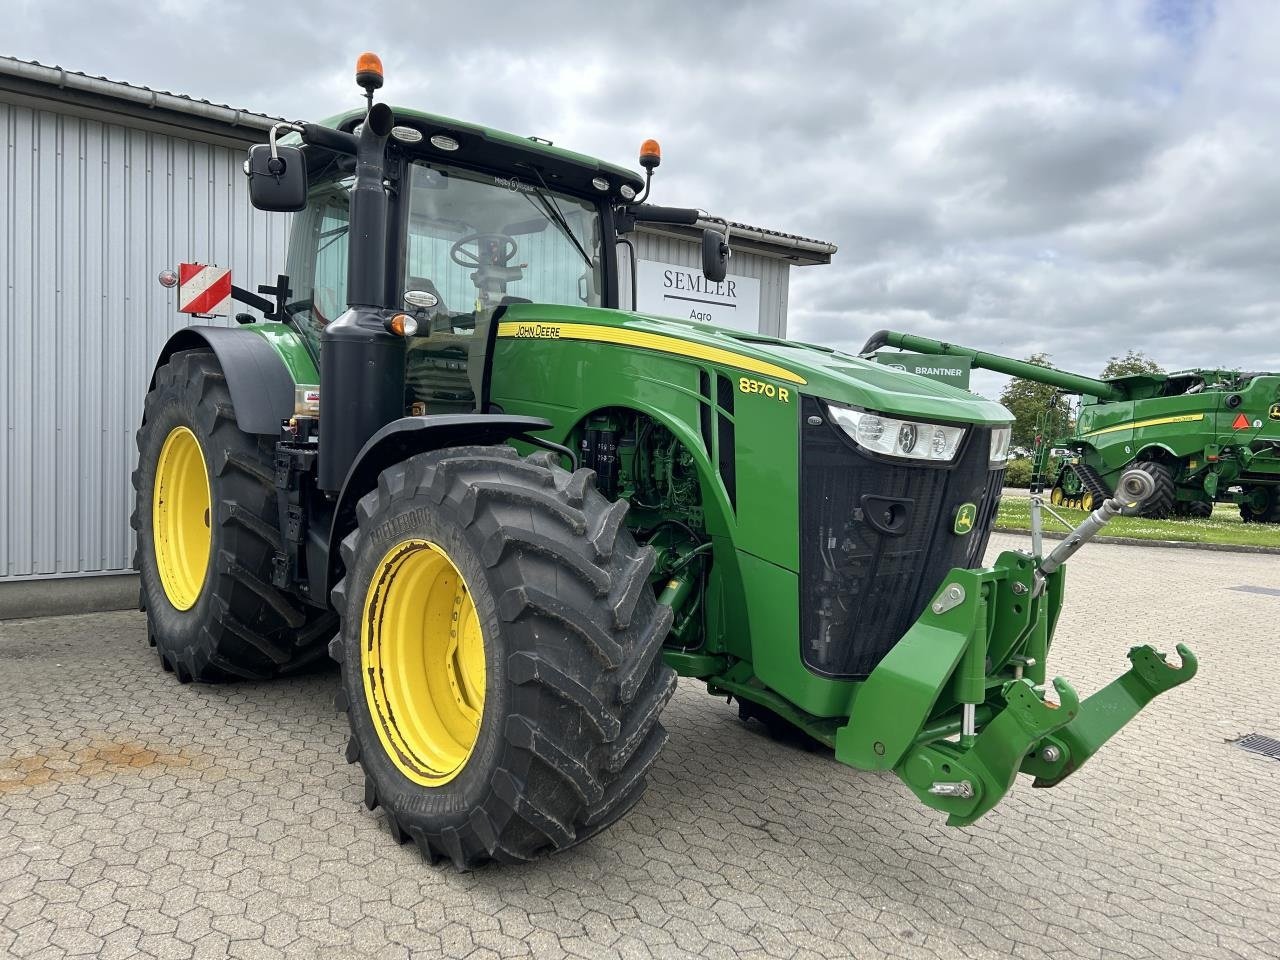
[{"xmin": 996, "ymin": 498, "xmax": 1280, "ymax": 549}]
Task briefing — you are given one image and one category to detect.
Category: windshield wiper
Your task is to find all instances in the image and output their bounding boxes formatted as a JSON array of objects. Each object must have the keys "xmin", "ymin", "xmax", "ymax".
[
  {"xmin": 524, "ymin": 168, "xmax": 593, "ymax": 269},
  {"xmin": 316, "ymin": 223, "xmax": 349, "ymax": 257}
]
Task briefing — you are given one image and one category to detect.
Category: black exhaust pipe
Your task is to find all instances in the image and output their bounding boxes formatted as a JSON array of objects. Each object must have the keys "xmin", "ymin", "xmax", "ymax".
[{"xmin": 318, "ymin": 102, "xmax": 404, "ymax": 492}]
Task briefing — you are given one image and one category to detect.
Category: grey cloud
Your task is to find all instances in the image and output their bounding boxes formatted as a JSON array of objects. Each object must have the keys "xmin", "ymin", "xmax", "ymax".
[{"xmin": 7, "ymin": 0, "xmax": 1280, "ymax": 390}]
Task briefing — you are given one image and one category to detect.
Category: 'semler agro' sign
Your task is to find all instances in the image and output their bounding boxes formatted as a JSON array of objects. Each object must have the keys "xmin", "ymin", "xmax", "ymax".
[
  {"xmin": 635, "ymin": 260, "xmax": 761, "ymax": 333},
  {"xmin": 875, "ymin": 352, "xmax": 972, "ymax": 389}
]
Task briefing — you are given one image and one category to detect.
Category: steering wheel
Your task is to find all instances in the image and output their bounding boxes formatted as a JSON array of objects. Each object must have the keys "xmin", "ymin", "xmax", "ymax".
[{"xmin": 450, "ymin": 233, "xmax": 518, "ymax": 269}]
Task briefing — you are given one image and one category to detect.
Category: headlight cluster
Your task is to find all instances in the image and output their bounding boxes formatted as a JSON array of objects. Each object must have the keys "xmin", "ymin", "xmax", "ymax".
[
  {"xmin": 989, "ymin": 425, "xmax": 1012, "ymax": 465},
  {"xmin": 826, "ymin": 404, "xmax": 967, "ymax": 463}
]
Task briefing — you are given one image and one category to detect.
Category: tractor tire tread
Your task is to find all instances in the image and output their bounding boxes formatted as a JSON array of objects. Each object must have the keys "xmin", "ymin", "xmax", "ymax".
[
  {"xmin": 504, "ymin": 715, "xmax": 604, "ymax": 804},
  {"xmin": 482, "ymin": 527, "xmax": 611, "ymax": 595},
  {"xmin": 496, "ymin": 585, "xmax": 622, "ymax": 666},
  {"xmin": 134, "ymin": 348, "xmax": 334, "ymax": 682},
  {"xmin": 331, "ymin": 445, "xmax": 674, "ymax": 869},
  {"xmin": 619, "ymin": 604, "xmax": 675, "ymax": 703},
  {"xmin": 608, "ymin": 667, "xmax": 678, "ymax": 773},
  {"xmin": 220, "ymin": 501, "xmax": 283, "ymax": 552},
  {"xmin": 507, "ymin": 651, "xmax": 621, "ymax": 741},
  {"xmin": 217, "ymin": 550, "xmax": 308, "ymax": 629}
]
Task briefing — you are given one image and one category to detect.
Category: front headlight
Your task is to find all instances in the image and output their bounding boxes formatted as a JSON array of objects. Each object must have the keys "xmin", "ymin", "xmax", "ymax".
[
  {"xmin": 989, "ymin": 425, "xmax": 1012, "ymax": 465},
  {"xmin": 826, "ymin": 404, "xmax": 966, "ymax": 463}
]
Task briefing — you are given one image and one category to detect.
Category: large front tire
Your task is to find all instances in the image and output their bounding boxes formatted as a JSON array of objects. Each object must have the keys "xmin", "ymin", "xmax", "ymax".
[
  {"xmin": 132, "ymin": 348, "xmax": 335, "ymax": 682},
  {"xmin": 330, "ymin": 446, "xmax": 676, "ymax": 868}
]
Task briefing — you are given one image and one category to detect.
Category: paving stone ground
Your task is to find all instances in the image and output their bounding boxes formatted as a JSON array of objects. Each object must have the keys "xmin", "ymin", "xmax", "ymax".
[{"xmin": 1, "ymin": 533, "xmax": 1277, "ymax": 960}]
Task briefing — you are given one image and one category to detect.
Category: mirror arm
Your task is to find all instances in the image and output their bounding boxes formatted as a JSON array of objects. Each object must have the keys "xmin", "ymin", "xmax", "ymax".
[
  {"xmin": 267, "ymin": 122, "xmax": 305, "ymax": 170},
  {"xmin": 299, "ymin": 122, "xmax": 360, "ymax": 156},
  {"xmin": 703, "ymin": 216, "xmax": 732, "ymax": 250},
  {"xmin": 623, "ymin": 204, "xmax": 702, "ymax": 226}
]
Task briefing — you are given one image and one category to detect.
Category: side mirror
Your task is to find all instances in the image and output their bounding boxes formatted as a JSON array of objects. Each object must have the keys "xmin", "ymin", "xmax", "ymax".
[
  {"xmin": 701, "ymin": 228, "xmax": 729, "ymax": 283},
  {"xmin": 246, "ymin": 144, "xmax": 307, "ymax": 212}
]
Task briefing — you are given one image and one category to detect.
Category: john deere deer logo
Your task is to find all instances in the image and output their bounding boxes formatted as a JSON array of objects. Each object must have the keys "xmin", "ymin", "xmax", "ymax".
[
  {"xmin": 1270, "ymin": 402, "xmax": 1280, "ymax": 422},
  {"xmin": 954, "ymin": 503, "xmax": 977, "ymax": 535}
]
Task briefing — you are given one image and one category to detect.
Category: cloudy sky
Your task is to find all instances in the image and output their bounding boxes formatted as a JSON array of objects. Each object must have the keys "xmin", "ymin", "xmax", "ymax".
[{"xmin": 8, "ymin": 1, "xmax": 1278, "ymax": 396}]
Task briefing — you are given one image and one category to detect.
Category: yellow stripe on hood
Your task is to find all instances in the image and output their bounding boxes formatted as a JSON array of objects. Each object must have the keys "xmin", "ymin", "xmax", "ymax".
[{"xmin": 496, "ymin": 321, "xmax": 806, "ymax": 385}]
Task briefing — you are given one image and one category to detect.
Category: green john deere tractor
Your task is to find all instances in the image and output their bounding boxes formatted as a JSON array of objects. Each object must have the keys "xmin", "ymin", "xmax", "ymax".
[
  {"xmin": 132, "ymin": 55, "xmax": 1197, "ymax": 868},
  {"xmin": 865, "ymin": 330, "xmax": 1280, "ymax": 521}
]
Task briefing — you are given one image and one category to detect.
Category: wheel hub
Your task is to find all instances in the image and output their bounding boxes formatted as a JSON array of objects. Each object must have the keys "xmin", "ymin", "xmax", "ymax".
[
  {"xmin": 152, "ymin": 425, "xmax": 212, "ymax": 610},
  {"xmin": 361, "ymin": 539, "xmax": 486, "ymax": 786}
]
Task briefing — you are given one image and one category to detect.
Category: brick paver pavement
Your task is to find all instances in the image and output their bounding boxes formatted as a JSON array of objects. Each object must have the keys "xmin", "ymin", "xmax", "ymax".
[{"xmin": 1, "ymin": 534, "xmax": 1277, "ymax": 959}]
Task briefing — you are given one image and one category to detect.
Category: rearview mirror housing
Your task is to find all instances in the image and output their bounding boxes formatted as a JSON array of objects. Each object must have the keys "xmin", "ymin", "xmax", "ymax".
[
  {"xmin": 246, "ymin": 144, "xmax": 307, "ymax": 212},
  {"xmin": 702, "ymin": 228, "xmax": 729, "ymax": 284}
]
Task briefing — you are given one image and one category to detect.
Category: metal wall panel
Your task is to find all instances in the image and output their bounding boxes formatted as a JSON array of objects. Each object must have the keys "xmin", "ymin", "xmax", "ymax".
[
  {"xmin": 624, "ymin": 231, "xmax": 791, "ymax": 338},
  {"xmin": 0, "ymin": 100, "xmax": 291, "ymax": 580}
]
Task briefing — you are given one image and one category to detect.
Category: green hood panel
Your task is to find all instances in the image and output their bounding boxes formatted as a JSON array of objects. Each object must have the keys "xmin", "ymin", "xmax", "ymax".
[{"xmin": 497, "ymin": 304, "xmax": 1012, "ymax": 426}]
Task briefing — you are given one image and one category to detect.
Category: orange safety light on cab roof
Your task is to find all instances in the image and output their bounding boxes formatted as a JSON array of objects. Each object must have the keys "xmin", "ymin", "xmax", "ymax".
[
  {"xmin": 356, "ymin": 52, "xmax": 384, "ymax": 90},
  {"xmin": 639, "ymin": 138, "xmax": 662, "ymax": 170}
]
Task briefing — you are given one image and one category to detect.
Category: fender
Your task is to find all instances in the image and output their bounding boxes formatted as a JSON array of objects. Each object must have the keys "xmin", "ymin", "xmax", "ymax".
[
  {"xmin": 1135, "ymin": 443, "xmax": 1180, "ymax": 462},
  {"xmin": 321, "ymin": 413, "xmax": 553, "ymax": 598},
  {"xmin": 152, "ymin": 326, "xmax": 297, "ymax": 435}
]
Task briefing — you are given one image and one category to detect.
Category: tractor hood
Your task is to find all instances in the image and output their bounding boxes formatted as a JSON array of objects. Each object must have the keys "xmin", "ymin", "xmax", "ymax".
[{"xmin": 496, "ymin": 304, "xmax": 1012, "ymax": 426}]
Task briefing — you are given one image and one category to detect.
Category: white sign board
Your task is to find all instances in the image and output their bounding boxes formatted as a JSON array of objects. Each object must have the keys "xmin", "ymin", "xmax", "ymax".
[{"xmin": 635, "ymin": 259, "xmax": 761, "ymax": 332}]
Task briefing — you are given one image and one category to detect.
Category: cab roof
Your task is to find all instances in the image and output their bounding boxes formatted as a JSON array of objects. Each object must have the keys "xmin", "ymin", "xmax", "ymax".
[{"xmin": 322, "ymin": 107, "xmax": 646, "ymax": 201}]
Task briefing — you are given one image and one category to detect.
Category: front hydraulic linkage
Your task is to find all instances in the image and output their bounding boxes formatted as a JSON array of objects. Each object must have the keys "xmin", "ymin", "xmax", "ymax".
[{"xmin": 835, "ymin": 468, "xmax": 1199, "ymax": 826}]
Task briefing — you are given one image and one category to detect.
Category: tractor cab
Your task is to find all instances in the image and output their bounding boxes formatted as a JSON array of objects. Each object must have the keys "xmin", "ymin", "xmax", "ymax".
[
  {"xmin": 253, "ymin": 59, "xmax": 727, "ymax": 424},
  {"xmin": 284, "ymin": 139, "xmax": 615, "ymax": 413}
]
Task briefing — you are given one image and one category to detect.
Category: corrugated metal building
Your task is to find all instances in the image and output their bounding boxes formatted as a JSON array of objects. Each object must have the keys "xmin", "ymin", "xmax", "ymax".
[{"xmin": 0, "ymin": 57, "xmax": 835, "ymax": 606}]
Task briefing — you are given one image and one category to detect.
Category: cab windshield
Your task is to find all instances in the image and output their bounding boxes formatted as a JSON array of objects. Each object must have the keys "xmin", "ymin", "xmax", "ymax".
[{"xmin": 285, "ymin": 159, "xmax": 604, "ymax": 412}]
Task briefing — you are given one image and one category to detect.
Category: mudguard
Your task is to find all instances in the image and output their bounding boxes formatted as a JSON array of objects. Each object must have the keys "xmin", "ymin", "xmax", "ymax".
[
  {"xmin": 322, "ymin": 414, "xmax": 553, "ymax": 596},
  {"xmin": 152, "ymin": 326, "xmax": 296, "ymax": 435}
]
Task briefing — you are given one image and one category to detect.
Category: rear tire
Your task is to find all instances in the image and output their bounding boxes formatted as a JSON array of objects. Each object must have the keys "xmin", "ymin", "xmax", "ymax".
[
  {"xmin": 330, "ymin": 445, "xmax": 676, "ymax": 868},
  {"xmin": 1240, "ymin": 487, "xmax": 1280, "ymax": 523},
  {"xmin": 132, "ymin": 348, "xmax": 335, "ymax": 682},
  {"xmin": 1130, "ymin": 461, "xmax": 1176, "ymax": 519},
  {"xmin": 1184, "ymin": 500, "xmax": 1213, "ymax": 520}
]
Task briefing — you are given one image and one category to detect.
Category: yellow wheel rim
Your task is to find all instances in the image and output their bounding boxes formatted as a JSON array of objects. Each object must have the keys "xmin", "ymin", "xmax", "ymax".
[
  {"xmin": 1050, "ymin": 487, "xmax": 1065, "ymax": 506},
  {"xmin": 152, "ymin": 426, "xmax": 212, "ymax": 611},
  {"xmin": 361, "ymin": 538, "xmax": 487, "ymax": 786},
  {"xmin": 1081, "ymin": 492, "xmax": 1095, "ymax": 511}
]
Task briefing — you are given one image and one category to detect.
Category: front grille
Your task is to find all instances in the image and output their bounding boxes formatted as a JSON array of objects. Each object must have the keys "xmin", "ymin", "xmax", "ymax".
[{"xmin": 799, "ymin": 396, "xmax": 1003, "ymax": 679}]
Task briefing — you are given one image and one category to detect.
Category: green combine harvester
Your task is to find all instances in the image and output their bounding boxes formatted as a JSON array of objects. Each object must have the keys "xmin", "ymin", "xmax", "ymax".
[
  {"xmin": 132, "ymin": 54, "xmax": 1197, "ymax": 868},
  {"xmin": 865, "ymin": 331, "xmax": 1280, "ymax": 522}
]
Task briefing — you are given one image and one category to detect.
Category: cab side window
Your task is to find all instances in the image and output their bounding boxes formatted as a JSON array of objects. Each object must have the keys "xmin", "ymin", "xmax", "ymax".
[{"xmin": 284, "ymin": 181, "xmax": 352, "ymax": 356}]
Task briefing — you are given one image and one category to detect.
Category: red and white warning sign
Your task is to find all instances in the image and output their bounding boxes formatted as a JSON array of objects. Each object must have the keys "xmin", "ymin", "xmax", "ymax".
[{"xmin": 178, "ymin": 263, "xmax": 232, "ymax": 316}]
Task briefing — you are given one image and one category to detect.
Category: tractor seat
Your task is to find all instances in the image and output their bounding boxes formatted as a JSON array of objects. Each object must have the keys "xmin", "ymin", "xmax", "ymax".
[{"xmin": 405, "ymin": 277, "xmax": 450, "ymax": 321}]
